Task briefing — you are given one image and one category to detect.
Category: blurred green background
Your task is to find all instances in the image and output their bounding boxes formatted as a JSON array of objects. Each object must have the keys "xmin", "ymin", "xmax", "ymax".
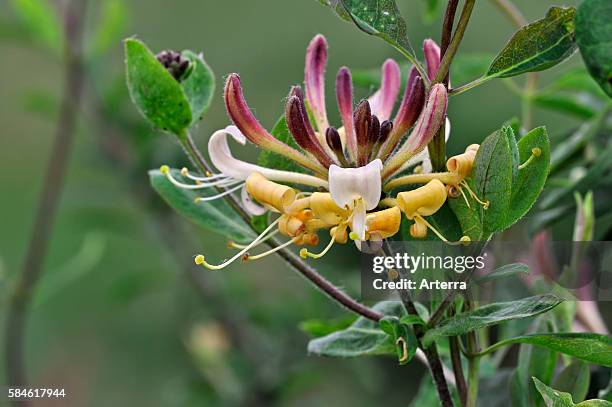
[{"xmin": 0, "ymin": 0, "xmax": 602, "ymax": 406}]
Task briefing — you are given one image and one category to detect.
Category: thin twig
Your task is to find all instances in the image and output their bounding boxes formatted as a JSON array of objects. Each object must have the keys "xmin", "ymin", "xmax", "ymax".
[
  {"xmin": 440, "ymin": 0, "xmax": 460, "ymax": 86},
  {"xmin": 428, "ymin": 0, "xmax": 460, "ymax": 171},
  {"xmin": 384, "ymin": 243, "xmax": 454, "ymax": 407},
  {"xmin": 464, "ymin": 298, "xmax": 481, "ymax": 407},
  {"xmin": 449, "ymin": 336, "xmax": 468, "ymax": 406},
  {"xmin": 4, "ymin": 0, "xmax": 87, "ymax": 394},
  {"xmin": 433, "ymin": 0, "xmax": 477, "ymax": 85}
]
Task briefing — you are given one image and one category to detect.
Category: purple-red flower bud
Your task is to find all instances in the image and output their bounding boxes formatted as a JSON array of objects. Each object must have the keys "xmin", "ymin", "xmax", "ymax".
[
  {"xmin": 423, "ymin": 39, "xmax": 441, "ymax": 82},
  {"xmin": 286, "ymin": 95, "xmax": 333, "ymax": 168},
  {"xmin": 354, "ymin": 100, "xmax": 372, "ymax": 166}
]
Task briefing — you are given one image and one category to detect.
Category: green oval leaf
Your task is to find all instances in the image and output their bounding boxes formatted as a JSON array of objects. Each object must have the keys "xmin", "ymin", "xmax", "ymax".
[
  {"xmin": 180, "ymin": 50, "xmax": 215, "ymax": 126},
  {"xmin": 534, "ymin": 377, "xmax": 575, "ymax": 407},
  {"xmin": 576, "ymin": 0, "xmax": 612, "ymax": 97},
  {"xmin": 503, "ymin": 126, "xmax": 551, "ymax": 230},
  {"xmin": 125, "ymin": 38, "xmax": 192, "ymax": 136},
  {"xmin": 534, "ymin": 378, "xmax": 612, "ymax": 407},
  {"xmin": 317, "ymin": 0, "xmax": 416, "ymax": 61},
  {"xmin": 486, "ymin": 6, "xmax": 577, "ymax": 79},
  {"xmin": 422, "ymin": 295, "xmax": 563, "ymax": 346},
  {"xmin": 479, "ymin": 333, "xmax": 612, "ymax": 368},
  {"xmin": 149, "ymin": 169, "xmax": 254, "ymax": 244},
  {"xmin": 307, "ymin": 301, "xmax": 406, "ymax": 358}
]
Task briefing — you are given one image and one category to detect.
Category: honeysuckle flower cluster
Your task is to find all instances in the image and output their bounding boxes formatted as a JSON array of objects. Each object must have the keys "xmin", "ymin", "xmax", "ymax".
[{"xmin": 159, "ymin": 35, "xmax": 488, "ymax": 269}]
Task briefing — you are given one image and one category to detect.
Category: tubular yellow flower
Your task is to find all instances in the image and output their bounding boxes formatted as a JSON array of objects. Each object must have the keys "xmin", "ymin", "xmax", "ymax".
[
  {"xmin": 396, "ymin": 179, "xmax": 448, "ymax": 219},
  {"xmin": 446, "ymin": 144, "xmax": 479, "ymax": 179},
  {"xmin": 365, "ymin": 207, "xmax": 402, "ymax": 239},
  {"xmin": 309, "ymin": 192, "xmax": 349, "ymax": 226},
  {"xmin": 245, "ymin": 172, "xmax": 296, "ymax": 213}
]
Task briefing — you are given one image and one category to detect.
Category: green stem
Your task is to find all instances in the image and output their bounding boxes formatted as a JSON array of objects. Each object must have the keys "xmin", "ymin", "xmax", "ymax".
[
  {"xmin": 396, "ymin": 46, "xmax": 431, "ymax": 89},
  {"xmin": 433, "ymin": 0, "xmax": 477, "ymax": 85},
  {"xmin": 465, "ymin": 298, "xmax": 480, "ymax": 407},
  {"xmin": 450, "ymin": 336, "xmax": 468, "ymax": 406},
  {"xmin": 467, "ymin": 345, "xmax": 480, "ymax": 407},
  {"xmin": 449, "ymin": 76, "xmax": 492, "ymax": 97}
]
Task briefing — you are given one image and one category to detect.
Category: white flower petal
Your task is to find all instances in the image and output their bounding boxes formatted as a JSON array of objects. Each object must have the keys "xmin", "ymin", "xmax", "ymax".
[
  {"xmin": 328, "ymin": 159, "xmax": 382, "ymax": 210},
  {"xmin": 351, "ymin": 199, "xmax": 367, "ymax": 241},
  {"xmin": 208, "ymin": 126, "xmax": 328, "ymax": 188},
  {"xmin": 241, "ymin": 185, "xmax": 266, "ymax": 215}
]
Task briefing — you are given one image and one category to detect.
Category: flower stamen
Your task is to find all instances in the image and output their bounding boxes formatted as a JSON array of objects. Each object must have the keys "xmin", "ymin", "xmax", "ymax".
[
  {"xmin": 194, "ymin": 218, "xmax": 281, "ymax": 270},
  {"xmin": 517, "ymin": 147, "xmax": 542, "ymax": 170},
  {"xmin": 246, "ymin": 236, "xmax": 302, "ymax": 261},
  {"xmin": 194, "ymin": 183, "xmax": 244, "ymax": 203}
]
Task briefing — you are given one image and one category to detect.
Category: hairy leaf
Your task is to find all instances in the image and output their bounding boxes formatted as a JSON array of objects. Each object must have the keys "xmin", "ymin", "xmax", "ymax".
[
  {"xmin": 317, "ymin": 0, "xmax": 416, "ymax": 60},
  {"xmin": 480, "ymin": 333, "xmax": 612, "ymax": 367},
  {"xmin": 486, "ymin": 7, "xmax": 577, "ymax": 78},
  {"xmin": 422, "ymin": 295, "xmax": 562, "ymax": 345},
  {"xmin": 503, "ymin": 126, "xmax": 551, "ymax": 229},
  {"xmin": 149, "ymin": 169, "xmax": 254, "ymax": 244},
  {"xmin": 125, "ymin": 38, "xmax": 192, "ymax": 136},
  {"xmin": 308, "ymin": 301, "xmax": 406, "ymax": 357},
  {"xmin": 534, "ymin": 377, "xmax": 576, "ymax": 407},
  {"xmin": 180, "ymin": 50, "xmax": 215, "ymax": 126}
]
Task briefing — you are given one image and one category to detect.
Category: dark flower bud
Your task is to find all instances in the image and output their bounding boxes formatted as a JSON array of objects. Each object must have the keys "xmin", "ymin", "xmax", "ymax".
[
  {"xmin": 354, "ymin": 100, "xmax": 371, "ymax": 166},
  {"xmin": 380, "ymin": 120, "xmax": 393, "ymax": 141},
  {"xmin": 156, "ymin": 50, "xmax": 190, "ymax": 81},
  {"xmin": 369, "ymin": 115, "xmax": 381, "ymax": 144},
  {"xmin": 325, "ymin": 127, "xmax": 349, "ymax": 167}
]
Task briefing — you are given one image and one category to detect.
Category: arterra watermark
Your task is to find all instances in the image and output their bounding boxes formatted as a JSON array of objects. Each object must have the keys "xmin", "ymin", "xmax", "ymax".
[{"xmin": 360, "ymin": 241, "xmax": 612, "ymax": 302}]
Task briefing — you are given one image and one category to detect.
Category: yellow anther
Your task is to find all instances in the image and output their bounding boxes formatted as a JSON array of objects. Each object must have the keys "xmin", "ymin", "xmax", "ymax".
[
  {"xmin": 460, "ymin": 181, "xmax": 489, "ymax": 209},
  {"xmin": 300, "ymin": 229, "xmax": 340, "ymax": 259},
  {"xmin": 349, "ymin": 231, "xmax": 359, "ymax": 241},
  {"xmin": 194, "ymin": 197, "xmax": 201, "ymax": 203},
  {"xmin": 205, "ymin": 171, "xmax": 213, "ymax": 177},
  {"xmin": 413, "ymin": 165, "xmax": 424, "ymax": 174},
  {"xmin": 518, "ymin": 146, "xmax": 543, "ymax": 170},
  {"xmin": 246, "ymin": 173, "xmax": 296, "ymax": 212},
  {"xmin": 330, "ymin": 226, "xmax": 348, "ymax": 244},
  {"xmin": 397, "ymin": 179, "xmax": 447, "ymax": 219},
  {"xmin": 460, "ymin": 236, "xmax": 471, "ymax": 245},
  {"xmin": 160, "ymin": 165, "xmax": 170, "ymax": 174},
  {"xmin": 180, "ymin": 167, "xmax": 189, "ymax": 176},
  {"xmin": 194, "ymin": 255, "xmax": 205, "ymax": 265}
]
